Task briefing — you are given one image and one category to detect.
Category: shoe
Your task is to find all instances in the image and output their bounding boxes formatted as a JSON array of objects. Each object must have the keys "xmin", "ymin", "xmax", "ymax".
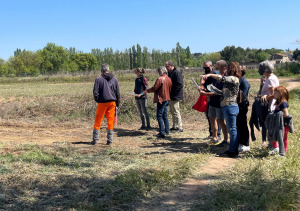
[
  {"xmin": 170, "ymin": 127, "xmax": 177, "ymax": 131},
  {"xmin": 219, "ymin": 150, "xmax": 238, "ymax": 158},
  {"xmin": 91, "ymin": 140, "xmax": 98, "ymax": 145},
  {"xmin": 209, "ymin": 138, "xmax": 220, "ymax": 145},
  {"xmin": 106, "ymin": 141, "xmax": 112, "ymax": 145},
  {"xmin": 216, "ymin": 140, "xmax": 229, "ymax": 147},
  {"xmin": 145, "ymin": 126, "xmax": 152, "ymax": 130},
  {"xmin": 269, "ymin": 147, "xmax": 279, "ymax": 155},
  {"xmin": 155, "ymin": 133, "xmax": 166, "ymax": 138},
  {"xmin": 174, "ymin": 129, "xmax": 183, "ymax": 133},
  {"xmin": 139, "ymin": 126, "xmax": 146, "ymax": 130},
  {"xmin": 238, "ymin": 145, "xmax": 250, "ymax": 152}
]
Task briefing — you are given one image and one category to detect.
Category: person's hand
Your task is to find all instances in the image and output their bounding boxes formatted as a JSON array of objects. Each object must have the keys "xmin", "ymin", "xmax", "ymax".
[
  {"xmin": 261, "ymin": 95, "xmax": 268, "ymax": 102},
  {"xmin": 201, "ymin": 75, "xmax": 208, "ymax": 80},
  {"xmin": 137, "ymin": 94, "xmax": 142, "ymax": 98},
  {"xmin": 199, "ymin": 90, "xmax": 207, "ymax": 95}
]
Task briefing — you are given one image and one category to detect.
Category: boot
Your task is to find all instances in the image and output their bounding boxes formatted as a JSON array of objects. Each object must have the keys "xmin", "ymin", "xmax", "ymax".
[
  {"xmin": 91, "ymin": 129, "xmax": 100, "ymax": 145},
  {"xmin": 107, "ymin": 129, "xmax": 113, "ymax": 145}
]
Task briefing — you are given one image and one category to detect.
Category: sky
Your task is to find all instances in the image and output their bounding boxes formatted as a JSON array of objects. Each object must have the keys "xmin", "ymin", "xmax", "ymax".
[{"xmin": 1, "ymin": 0, "xmax": 300, "ymax": 60}]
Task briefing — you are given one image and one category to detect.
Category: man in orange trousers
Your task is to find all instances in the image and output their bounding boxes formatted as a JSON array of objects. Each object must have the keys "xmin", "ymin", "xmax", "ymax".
[{"xmin": 92, "ymin": 64, "xmax": 120, "ymax": 145}]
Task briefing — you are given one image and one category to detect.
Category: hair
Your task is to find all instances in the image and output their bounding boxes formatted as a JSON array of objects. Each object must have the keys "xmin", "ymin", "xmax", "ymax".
[
  {"xmin": 258, "ymin": 60, "xmax": 274, "ymax": 75},
  {"xmin": 274, "ymin": 86, "xmax": 289, "ymax": 105},
  {"xmin": 101, "ymin": 64, "xmax": 109, "ymax": 73},
  {"xmin": 134, "ymin": 68, "xmax": 145, "ymax": 75},
  {"xmin": 216, "ymin": 60, "xmax": 227, "ymax": 69},
  {"xmin": 203, "ymin": 60, "xmax": 212, "ymax": 67},
  {"xmin": 166, "ymin": 60, "xmax": 175, "ymax": 67},
  {"xmin": 240, "ymin": 65, "xmax": 247, "ymax": 76},
  {"xmin": 227, "ymin": 62, "xmax": 242, "ymax": 78},
  {"xmin": 157, "ymin": 66, "xmax": 168, "ymax": 76}
]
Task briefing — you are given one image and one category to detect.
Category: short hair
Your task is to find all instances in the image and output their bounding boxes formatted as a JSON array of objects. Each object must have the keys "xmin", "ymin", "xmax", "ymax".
[
  {"xmin": 203, "ymin": 60, "xmax": 212, "ymax": 67},
  {"xmin": 258, "ymin": 60, "xmax": 274, "ymax": 75},
  {"xmin": 166, "ymin": 60, "xmax": 175, "ymax": 67},
  {"xmin": 101, "ymin": 64, "xmax": 109, "ymax": 73},
  {"xmin": 216, "ymin": 60, "xmax": 227, "ymax": 69},
  {"xmin": 227, "ymin": 62, "xmax": 242, "ymax": 78},
  {"xmin": 157, "ymin": 66, "xmax": 168, "ymax": 76}
]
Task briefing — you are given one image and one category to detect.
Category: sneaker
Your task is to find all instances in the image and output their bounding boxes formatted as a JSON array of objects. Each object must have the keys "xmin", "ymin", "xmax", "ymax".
[
  {"xmin": 216, "ymin": 140, "xmax": 229, "ymax": 147},
  {"xmin": 269, "ymin": 147, "xmax": 279, "ymax": 155},
  {"xmin": 106, "ymin": 141, "xmax": 112, "ymax": 145},
  {"xmin": 170, "ymin": 127, "xmax": 177, "ymax": 131},
  {"xmin": 175, "ymin": 128, "xmax": 183, "ymax": 133},
  {"xmin": 139, "ymin": 126, "xmax": 146, "ymax": 130},
  {"xmin": 238, "ymin": 145, "xmax": 250, "ymax": 152},
  {"xmin": 209, "ymin": 138, "xmax": 220, "ymax": 145},
  {"xmin": 145, "ymin": 126, "xmax": 152, "ymax": 130}
]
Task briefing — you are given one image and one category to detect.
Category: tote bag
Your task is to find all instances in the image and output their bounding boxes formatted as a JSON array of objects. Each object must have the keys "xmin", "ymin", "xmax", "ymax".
[{"xmin": 192, "ymin": 94, "xmax": 208, "ymax": 112}]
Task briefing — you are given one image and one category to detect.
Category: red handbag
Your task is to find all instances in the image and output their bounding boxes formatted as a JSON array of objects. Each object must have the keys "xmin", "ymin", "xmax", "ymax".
[{"xmin": 192, "ymin": 94, "xmax": 208, "ymax": 112}]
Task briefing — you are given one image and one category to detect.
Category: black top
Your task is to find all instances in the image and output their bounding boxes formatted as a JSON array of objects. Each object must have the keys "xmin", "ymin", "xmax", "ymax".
[
  {"xmin": 134, "ymin": 76, "xmax": 147, "ymax": 99},
  {"xmin": 168, "ymin": 68, "xmax": 183, "ymax": 100},
  {"xmin": 93, "ymin": 73, "xmax": 121, "ymax": 107}
]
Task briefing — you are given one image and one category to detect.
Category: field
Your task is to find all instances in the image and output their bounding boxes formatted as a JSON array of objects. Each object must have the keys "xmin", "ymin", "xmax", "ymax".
[{"xmin": 0, "ymin": 71, "xmax": 299, "ymax": 210}]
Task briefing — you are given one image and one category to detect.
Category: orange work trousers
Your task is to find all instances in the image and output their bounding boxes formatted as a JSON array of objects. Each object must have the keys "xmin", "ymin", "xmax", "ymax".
[{"xmin": 93, "ymin": 102, "xmax": 116, "ymax": 130}]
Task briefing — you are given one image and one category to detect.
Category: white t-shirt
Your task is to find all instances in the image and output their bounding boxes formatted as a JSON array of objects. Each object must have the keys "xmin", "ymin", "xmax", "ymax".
[{"xmin": 261, "ymin": 74, "xmax": 279, "ymax": 111}]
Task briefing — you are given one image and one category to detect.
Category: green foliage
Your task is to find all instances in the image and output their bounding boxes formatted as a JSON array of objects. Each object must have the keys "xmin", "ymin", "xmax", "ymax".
[
  {"xmin": 276, "ymin": 62, "xmax": 300, "ymax": 76},
  {"xmin": 0, "ymin": 43, "xmax": 298, "ymax": 77},
  {"xmin": 293, "ymin": 48, "xmax": 300, "ymax": 60},
  {"xmin": 70, "ymin": 53, "xmax": 97, "ymax": 71},
  {"xmin": 256, "ymin": 51, "xmax": 270, "ymax": 62}
]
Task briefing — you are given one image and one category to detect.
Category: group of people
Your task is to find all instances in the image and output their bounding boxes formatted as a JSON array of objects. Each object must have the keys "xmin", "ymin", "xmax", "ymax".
[{"xmin": 91, "ymin": 60, "xmax": 294, "ymax": 158}]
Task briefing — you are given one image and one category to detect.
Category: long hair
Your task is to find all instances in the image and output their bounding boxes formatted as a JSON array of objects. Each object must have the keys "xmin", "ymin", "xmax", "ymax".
[
  {"xmin": 274, "ymin": 86, "xmax": 289, "ymax": 105},
  {"xmin": 227, "ymin": 62, "xmax": 242, "ymax": 78}
]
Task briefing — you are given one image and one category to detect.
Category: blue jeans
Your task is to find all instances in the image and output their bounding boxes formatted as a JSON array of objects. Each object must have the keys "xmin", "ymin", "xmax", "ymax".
[
  {"xmin": 222, "ymin": 105, "xmax": 239, "ymax": 153},
  {"xmin": 157, "ymin": 101, "xmax": 170, "ymax": 135}
]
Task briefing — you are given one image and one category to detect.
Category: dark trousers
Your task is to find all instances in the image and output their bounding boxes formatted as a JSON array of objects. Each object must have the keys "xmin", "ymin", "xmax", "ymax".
[
  {"xmin": 157, "ymin": 101, "xmax": 170, "ymax": 135},
  {"xmin": 237, "ymin": 105, "xmax": 249, "ymax": 146}
]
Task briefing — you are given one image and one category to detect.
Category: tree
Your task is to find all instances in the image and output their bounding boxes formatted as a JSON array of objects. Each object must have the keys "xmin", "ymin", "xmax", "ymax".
[
  {"xmin": 39, "ymin": 43, "xmax": 69, "ymax": 74},
  {"xmin": 142, "ymin": 47, "xmax": 150, "ymax": 68},
  {"xmin": 207, "ymin": 52, "xmax": 221, "ymax": 64},
  {"xmin": 10, "ymin": 50, "xmax": 42, "ymax": 76},
  {"xmin": 293, "ymin": 48, "xmax": 300, "ymax": 60},
  {"xmin": 14, "ymin": 48, "xmax": 22, "ymax": 57},
  {"xmin": 136, "ymin": 44, "xmax": 142, "ymax": 68},
  {"xmin": 256, "ymin": 52, "xmax": 270, "ymax": 63},
  {"xmin": 71, "ymin": 53, "xmax": 97, "ymax": 71}
]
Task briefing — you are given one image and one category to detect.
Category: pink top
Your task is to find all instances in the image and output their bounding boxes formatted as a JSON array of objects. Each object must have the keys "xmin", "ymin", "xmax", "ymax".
[{"xmin": 261, "ymin": 74, "xmax": 279, "ymax": 111}]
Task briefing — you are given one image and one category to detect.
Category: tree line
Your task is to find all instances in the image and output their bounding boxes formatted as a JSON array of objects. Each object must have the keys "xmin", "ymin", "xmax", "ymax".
[{"xmin": 0, "ymin": 42, "xmax": 299, "ymax": 77}]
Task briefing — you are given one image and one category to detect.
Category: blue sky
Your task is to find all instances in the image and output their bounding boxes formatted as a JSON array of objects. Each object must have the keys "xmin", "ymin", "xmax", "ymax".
[{"xmin": 1, "ymin": 0, "xmax": 300, "ymax": 60}]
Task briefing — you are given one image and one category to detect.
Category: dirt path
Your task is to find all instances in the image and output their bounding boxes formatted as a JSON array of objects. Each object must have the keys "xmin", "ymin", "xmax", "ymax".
[{"xmin": 140, "ymin": 157, "xmax": 235, "ymax": 211}]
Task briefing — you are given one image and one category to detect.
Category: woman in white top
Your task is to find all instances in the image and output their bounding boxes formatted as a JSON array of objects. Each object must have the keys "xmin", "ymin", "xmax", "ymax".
[{"xmin": 258, "ymin": 60, "xmax": 279, "ymax": 147}]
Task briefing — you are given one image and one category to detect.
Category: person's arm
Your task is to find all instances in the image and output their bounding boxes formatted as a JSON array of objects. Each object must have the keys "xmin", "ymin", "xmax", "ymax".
[
  {"xmin": 93, "ymin": 78, "xmax": 100, "ymax": 103},
  {"xmin": 282, "ymin": 108, "xmax": 289, "ymax": 117},
  {"xmin": 201, "ymin": 74, "xmax": 219, "ymax": 80},
  {"xmin": 115, "ymin": 79, "xmax": 121, "ymax": 107},
  {"xmin": 137, "ymin": 77, "xmax": 161, "ymax": 98},
  {"xmin": 261, "ymin": 87, "xmax": 275, "ymax": 102}
]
